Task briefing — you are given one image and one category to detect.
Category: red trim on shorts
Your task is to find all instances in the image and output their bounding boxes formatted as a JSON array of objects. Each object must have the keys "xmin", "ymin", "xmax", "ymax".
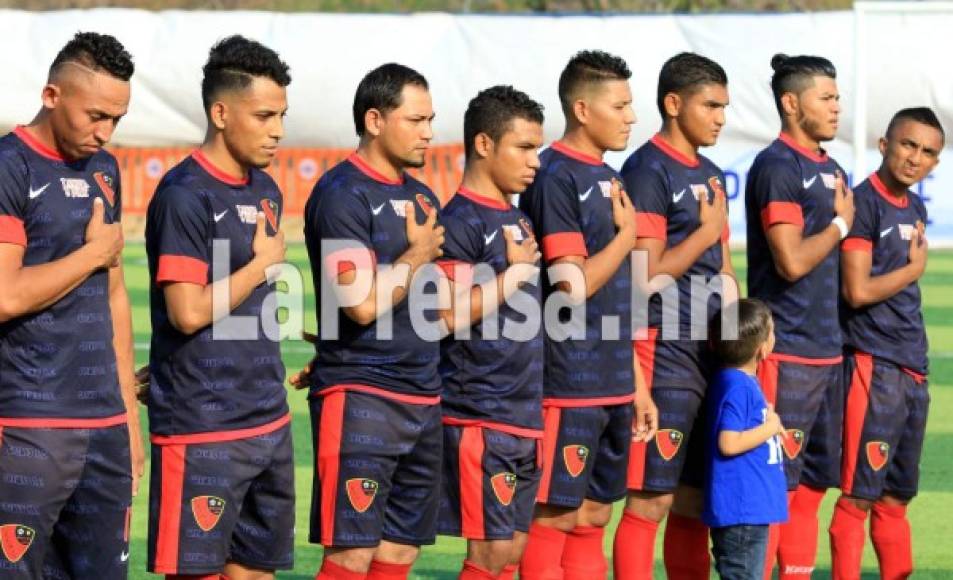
[
  {"xmin": 635, "ymin": 213, "xmax": 667, "ymax": 241},
  {"xmin": 841, "ymin": 238, "xmax": 873, "ymax": 253},
  {"xmin": 325, "ymin": 247, "xmax": 377, "ymax": 277},
  {"xmin": 767, "ymin": 352, "xmax": 843, "ymax": 366},
  {"xmin": 761, "ymin": 201, "xmax": 805, "ymax": 230},
  {"xmin": 149, "ymin": 413, "xmax": 290, "ymax": 445},
  {"xmin": 541, "ymin": 232, "xmax": 588, "ymax": 262},
  {"xmin": 348, "ymin": 153, "xmax": 404, "ymax": 185},
  {"xmin": 901, "ymin": 367, "xmax": 926, "ymax": 384},
  {"xmin": 536, "ymin": 406, "xmax": 561, "ymax": 503},
  {"xmin": 0, "ymin": 216, "xmax": 27, "ymax": 246},
  {"xmin": 314, "ymin": 384, "xmax": 440, "ymax": 406},
  {"xmin": 778, "ymin": 132, "xmax": 829, "ymax": 163},
  {"xmin": 541, "ymin": 394, "xmax": 635, "ymax": 408},
  {"xmin": 156, "ymin": 255, "xmax": 209, "ymax": 286},
  {"xmin": 442, "ymin": 416, "xmax": 543, "ymax": 439},
  {"xmin": 628, "ymin": 328, "xmax": 658, "ymax": 490},
  {"xmin": 457, "ymin": 186, "xmax": 510, "ymax": 211},
  {"xmin": 318, "ymin": 390, "xmax": 346, "ymax": 546},
  {"xmin": 650, "ymin": 133, "xmax": 700, "ymax": 168},
  {"xmin": 842, "ymin": 352, "xmax": 874, "ymax": 495},
  {"xmin": 0, "ymin": 427, "xmax": 4, "ymax": 449},
  {"xmin": 191, "ymin": 150, "xmax": 248, "ymax": 186},
  {"xmin": 869, "ymin": 172, "xmax": 909, "ymax": 209},
  {"xmin": 460, "ymin": 426, "xmax": 486, "ymax": 539},
  {"xmin": 0, "ymin": 413, "xmax": 127, "ymax": 429},
  {"xmin": 550, "ymin": 141, "xmax": 603, "ymax": 166},
  {"xmin": 757, "ymin": 357, "xmax": 780, "ymax": 407},
  {"xmin": 14, "ymin": 126, "xmax": 65, "ymax": 161},
  {"xmin": 154, "ymin": 444, "xmax": 186, "ymax": 574}
]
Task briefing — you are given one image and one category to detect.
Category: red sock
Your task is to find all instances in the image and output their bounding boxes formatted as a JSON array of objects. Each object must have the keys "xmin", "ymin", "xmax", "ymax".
[
  {"xmin": 365, "ymin": 560, "xmax": 412, "ymax": 580},
  {"xmin": 519, "ymin": 522, "xmax": 568, "ymax": 580},
  {"xmin": 459, "ymin": 560, "xmax": 498, "ymax": 580},
  {"xmin": 763, "ymin": 523, "xmax": 781, "ymax": 580},
  {"xmin": 498, "ymin": 564, "xmax": 518, "ymax": 580},
  {"xmin": 561, "ymin": 526, "xmax": 607, "ymax": 580},
  {"xmin": 613, "ymin": 510, "xmax": 659, "ymax": 580},
  {"xmin": 663, "ymin": 513, "xmax": 710, "ymax": 580},
  {"xmin": 778, "ymin": 485, "xmax": 826, "ymax": 579},
  {"xmin": 315, "ymin": 559, "xmax": 368, "ymax": 580},
  {"xmin": 870, "ymin": 502, "xmax": 913, "ymax": 580},
  {"xmin": 829, "ymin": 498, "xmax": 869, "ymax": 580}
]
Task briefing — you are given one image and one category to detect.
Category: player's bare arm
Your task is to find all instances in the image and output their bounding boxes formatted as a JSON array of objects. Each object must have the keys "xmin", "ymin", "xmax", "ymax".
[
  {"xmin": 639, "ymin": 188, "xmax": 727, "ymax": 279},
  {"xmin": 842, "ymin": 221, "xmax": 927, "ymax": 307},
  {"xmin": 163, "ymin": 210, "xmax": 285, "ymax": 334}
]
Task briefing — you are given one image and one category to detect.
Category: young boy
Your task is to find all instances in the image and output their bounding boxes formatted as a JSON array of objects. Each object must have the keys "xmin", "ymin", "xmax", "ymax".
[{"xmin": 704, "ymin": 299, "xmax": 788, "ymax": 580}]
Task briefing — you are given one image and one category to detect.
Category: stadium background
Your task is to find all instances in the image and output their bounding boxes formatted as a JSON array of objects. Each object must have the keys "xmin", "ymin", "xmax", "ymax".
[{"xmin": 2, "ymin": 2, "xmax": 952, "ymax": 576}]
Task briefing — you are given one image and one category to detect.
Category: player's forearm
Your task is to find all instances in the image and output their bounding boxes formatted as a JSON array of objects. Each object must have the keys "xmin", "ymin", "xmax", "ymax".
[
  {"xmin": 167, "ymin": 258, "xmax": 268, "ymax": 334},
  {"xmin": 342, "ymin": 246, "xmax": 439, "ymax": 325},
  {"xmin": 109, "ymin": 271, "xmax": 138, "ymax": 410},
  {"xmin": 843, "ymin": 264, "xmax": 920, "ymax": 308},
  {"xmin": 654, "ymin": 227, "xmax": 720, "ymax": 279},
  {"xmin": 772, "ymin": 224, "xmax": 841, "ymax": 282},
  {"xmin": 580, "ymin": 232, "xmax": 634, "ymax": 298},
  {"xmin": 0, "ymin": 245, "xmax": 101, "ymax": 321},
  {"xmin": 443, "ymin": 265, "xmax": 537, "ymax": 332},
  {"xmin": 720, "ymin": 240, "xmax": 736, "ymax": 277}
]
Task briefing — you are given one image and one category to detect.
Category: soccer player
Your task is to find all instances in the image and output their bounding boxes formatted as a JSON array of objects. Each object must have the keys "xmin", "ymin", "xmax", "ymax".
[
  {"xmin": 517, "ymin": 50, "xmax": 657, "ymax": 580},
  {"xmin": 615, "ymin": 52, "xmax": 733, "ymax": 580},
  {"xmin": 829, "ymin": 107, "xmax": 942, "ymax": 580},
  {"xmin": 304, "ymin": 63, "xmax": 445, "ymax": 580},
  {"xmin": 144, "ymin": 36, "xmax": 293, "ymax": 579},
  {"xmin": 434, "ymin": 85, "xmax": 544, "ymax": 580},
  {"xmin": 744, "ymin": 53, "xmax": 855, "ymax": 579},
  {"xmin": 0, "ymin": 32, "xmax": 138, "ymax": 578}
]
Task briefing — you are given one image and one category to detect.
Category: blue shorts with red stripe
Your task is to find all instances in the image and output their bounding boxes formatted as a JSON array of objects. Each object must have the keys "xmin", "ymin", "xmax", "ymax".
[
  {"xmin": 758, "ymin": 354, "xmax": 843, "ymax": 490},
  {"xmin": 841, "ymin": 351, "xmax": 929, "ymax": 501},
  {"xmin": 536, "ymin": 398, "xmax": 633, "ymax": 508},
  {"xmin": 0, "ymin": 419, "xmax": 131, "ymax": 579},
  {"xmin": 437, "ymin": 422, "xmax": 541, "ymax": 540},
  {"xmin": 309, "ymin": 386, "xmax": 442, "ymax": 548},
  {"xmin": 147, "ymin": 417, "xmax": 295, "ymax": 575}
]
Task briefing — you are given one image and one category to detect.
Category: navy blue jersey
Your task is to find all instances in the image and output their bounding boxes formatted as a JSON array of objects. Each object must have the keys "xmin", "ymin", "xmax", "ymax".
[
  {"xmin": 745, "ymin": 133, "xmax": 844, "ymax": 360},
  {"xmin": 0, "ymin": 127, "xmax": 124, "ymax": 422},
  {"xmin": 304, "ymin": 154, "xmax": 443, "ymax": 397},
  {"xmin": 518, "ymin": 141, "xmax": 634, "ymax": 402},
  {"xmin": 437, "ymin": 188, "xmax": 544, "ymax": 430},
  {"xmin": 145, "ymin": 151, "xmax": 288, "ymax": 437},
  {"xmin": 622, "ymin": 134, "xmax": 728, "ymax": 335},
  {"xmin": 841, "ymin": 174, "xmax": 928, "ymax": 375}
]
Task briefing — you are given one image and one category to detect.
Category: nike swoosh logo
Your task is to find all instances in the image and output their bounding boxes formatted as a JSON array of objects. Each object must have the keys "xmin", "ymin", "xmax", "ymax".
[
  {"xmin": 578, "ymin": 186, "xmax": 593, "ymax": 202},
  {"xmin": 484, "ymin": 230, "xmax": 498, "ymax": 245},
  {"xmin": 214, "ymin": 210, "xmax": 228, "ymax": 222},
  {"xmin": 880, "ymin": 227, "xmax": 894, "ymax": 238},
  {"xmin": 371, "ymin": 203, "xmax": 385, "ymax": 216},
  {"xmin": 120, "ymin": 551, "xmax": 130, "ymax": 562},
  {"xmin": 29, "ymin": 183, "xmax": 49, "ymax": 199},
  {"xmin": 672, "ymin": 189, "xmax": 686, "ymax": 203},
  {"xmin": 802, "ymin": 175, "xmax": 818, "ymax": 189}
]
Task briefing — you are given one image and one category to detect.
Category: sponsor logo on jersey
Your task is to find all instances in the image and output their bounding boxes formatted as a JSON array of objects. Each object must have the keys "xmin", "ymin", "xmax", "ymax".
[{"xmin": 60, "ymin": 178, "xmax": 90, "ymax": 199}]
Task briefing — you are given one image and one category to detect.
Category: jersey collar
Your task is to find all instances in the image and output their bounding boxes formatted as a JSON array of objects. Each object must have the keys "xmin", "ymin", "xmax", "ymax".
[
  {"xmin": 14, "ymin": 126, "xmax": 65, "ymax": 162},
  {"xmin": 869, "ymin": 172, "xmax": 909, "ymax": 208},
  {"xmin": 650, "ymin": 133, "xmax": 700, "ymax": 168},
  {"xmin": 456, "ymin": 186, "xmax": 511, "ymax": 211},
  {"xmin": 778, "ymin": 132, "xmax": 829, "ymax": 163},
  {"xmin": 191, "ymin": 150, "xmax": 249, "ymax": 186},
  {"xmin": 550, "ymin": 141, "xmax": 604, "ymax": 167},
  {"xmin": 348, "ymin": 153, "xmax": 404, "ymax": 185}
]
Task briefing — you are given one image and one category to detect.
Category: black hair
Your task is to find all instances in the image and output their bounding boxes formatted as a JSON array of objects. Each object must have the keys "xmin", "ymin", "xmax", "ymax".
[
  {"xmin": 49, "ymin": 31, "xmax": 134, "ymax": 82},
  {"xmin": 201, "ymin": 35, "xmax": 291, "ymax": 112},
  {"xmin": 352, "ymin": 63, "xmax": 429, "ymax": 137},
  {"xmin": 463, "ymin": 85, "xmax": 544, "ymax": 161},
  {"xmin": 886, "ymin": 106, "xmax": 946, "ymax": 144},
  {"xmin": 657, "ymin": 52, "xmax": 727, "ymax": 117},
  {"xmin": 710, "ymin": 298, "xmax": 773, "ymax": 368},
  {"xmin": 770, "ymin": 53, "xmax": 837, "ymax": 116},
  {"xmin": 558, "ymin": 50, "xmax": 631, "ymax": 117}
]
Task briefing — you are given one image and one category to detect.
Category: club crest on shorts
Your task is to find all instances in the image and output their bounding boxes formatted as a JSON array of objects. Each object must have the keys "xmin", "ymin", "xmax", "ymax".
[
  {"xmin": 866, "ymin": 441, "xmax": 890, "ymax": 471},
  {"xmin": 93, "ymin": 171, "xmax": 116, "ymax": 206},
  {"xmin": 491, "ymin": 472, "xmax": 518, "ymax": 506},
  {"xmin": 563, "ymin": 445, "xmax": 589, "ymax": 477},
  {"xmin": 0, "ymin": 524, "xmax": 35, "ymax": 563},
  {"xmin": 782, "ymin": 429, "xmax": 804, "ymax": 460},
  {"xmin": 191, "ymin": 496, "xmax": 226, "ymax": 532},
  {"xmin": 655, "ymin": 429, "xmax": 683, "ymax": 461},
  {"xmin": 415, "ymin": 193, "xmax": 435, "ymax": 216},
  {"xmin": 260, "ymin": 198, "xmax": 279, "ymax": 233},
  {"xmin": 346, "ymin": 478, "xmax": 379, "ymax": 513}
]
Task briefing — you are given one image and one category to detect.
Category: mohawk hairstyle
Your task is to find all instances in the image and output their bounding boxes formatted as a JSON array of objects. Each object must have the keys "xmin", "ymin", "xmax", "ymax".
[
  {"xmin": 558, "ymin": 50, "xmax": 631, "ymax": 117},
  {"xmin": 49, "ymin": 32, "xmax": 134, "ymax": 82},
  {"xmin": 201, "ymin": 35, "xmax": 291, "ymax": 112}
]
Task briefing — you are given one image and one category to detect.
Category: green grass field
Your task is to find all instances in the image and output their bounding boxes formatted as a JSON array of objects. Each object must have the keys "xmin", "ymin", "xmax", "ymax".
[{"xmin": 122, "ymin": 244, "xmax": 953, "ymax": 578}]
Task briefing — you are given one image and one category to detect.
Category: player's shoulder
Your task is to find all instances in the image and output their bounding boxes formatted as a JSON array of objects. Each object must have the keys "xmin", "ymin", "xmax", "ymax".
[
  {"xmin": 621, "ymin": 140, "xmax": 663, "ymax": 175},
  {"xmin": 152, "ymin": 161, "xmax": 209, "ymax": 209},
  {"xmin": 697, "ymin": 152, "xmax": 724, "ymax": 177},
  {"xmin": 0, "ymin": 133, "xmax": 30, "ymax": 177},
  {"xmin": 909, "ymin": 190, "xmax": 928, "ymax": 217},
  {"xmin": 752, "ymin": 140, "xmax": 799, "ymax": 170}
]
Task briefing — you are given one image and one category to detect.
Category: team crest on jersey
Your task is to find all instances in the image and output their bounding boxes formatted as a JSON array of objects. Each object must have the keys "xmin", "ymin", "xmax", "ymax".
[
  {"xmin": 598, "ymin": 180, "xmax": 613, "ymax": 198},
  {"xmin": 191, "ymin": 496, "xmax": 226, "ymax": 532},
  {"xmin": 93, "ymin": 172, "xmax": 116, "ymax": 206},
  {"xmin": 563, "ymin": 445, "xmax": 589, "ymax": 477},
  {"xmin": 502, "ymin": 224, "xmax": 524, "ymax": 241},
  {"xmin": 866, "ymin": 441, "xmax": 890, "ymax": 471},
  {"xmin": 491, "ymin": 472, "xmax": 518, "ymax": 506},
  {"xmin": 0, "ymin": 524, "xmax": 35, "ymax": 563},
  {"xmin": 898, "ymin": 224, "xmax": 915, "ymax": 241},
  {"xmin": 346, "ymin": 478, "xmax": 379, "ymax": 513},
  {"xmin": 708, "ymin": 176, "xmax": 726, "ymax": 198},
  {"xmin": 656, "ymin": 429, "xmax": 683, "ymax": 461},
  {"xmin": 416, "ymin": 193, "xmax": 435, "ymax": 215},
  {"xmin": 60, "ymin": 177, "xmax": 90, "ymax": 198},
  {"xmin": 820, "ymin": 173, "xmax": 837, "ymax": 189},
  {"xmin": 519, "ymin": 218, "xmax": 534, "ymax": 239},
  {"xmin": 260, "ymin": 199, "xmax": 279, "ymax": 232},
  {"xmin": 690, "ymin": 184, "xmax": 708, "ymax": 201},
  {"xmin": 782, "ymin": 429, "xmax": 805, "ymax": 459},
  {"xmin": 235, "ymin": 204, "xmax": 258, "ymax": 224}
]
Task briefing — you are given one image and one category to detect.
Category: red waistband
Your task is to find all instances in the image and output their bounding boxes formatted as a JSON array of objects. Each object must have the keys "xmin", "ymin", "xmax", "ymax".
[
  {"xmin": 767, "ymin": 352, "xmax": 843, "ymax": 366},
  {"xmin": 852, "ymin": 350, "xmax": 927, "ymax": 384},
  {"xmin": 441, "ymin": 416, "xmax": 543, "ymax": 439},
  {"xmin": 313, "ymin": 383, "xmax": 441, "ymax": 406},
  {"xmin": 542, "ymin": 393, "xmax": 635, "ymax": 408},
  {"xmin": 0, "ymin": 413, "xmax": 127, "ymax": 429},
  {"xmin": 150, "ymin": 413, "xmax": 291, "ymax": 445}
]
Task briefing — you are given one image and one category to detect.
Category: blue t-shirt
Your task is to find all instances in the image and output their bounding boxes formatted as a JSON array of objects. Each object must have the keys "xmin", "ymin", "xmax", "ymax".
[{"xmin": 703, "ymin": 368, "xmax": 787, "ymax": 528}]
